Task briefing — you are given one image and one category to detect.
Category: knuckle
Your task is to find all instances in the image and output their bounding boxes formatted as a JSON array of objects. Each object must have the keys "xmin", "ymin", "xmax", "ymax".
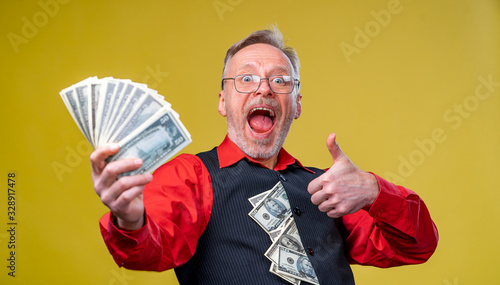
[
  {"xmin": 336, "ymin": 205, "xmax": 348, "ymax": 216},
  {"xmin": 103, "ymin": 163, "xmax": 118, "ymax": 176},
  {"xmin": 89, "ymin": 151, "xmax": 98, "ymax": 163},
  {"xmin": 114, "ymin": 178, "xmax": 127, "ymax": 190},
  {"xmin": 100, "ymin": 192, "xmax": 111, "ymax": 205}
]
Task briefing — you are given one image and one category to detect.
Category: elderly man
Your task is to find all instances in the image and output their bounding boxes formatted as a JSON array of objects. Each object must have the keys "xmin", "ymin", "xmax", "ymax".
[{"xmin": 91, "ymin": 28, "xmax": 438, "ymax": 284}]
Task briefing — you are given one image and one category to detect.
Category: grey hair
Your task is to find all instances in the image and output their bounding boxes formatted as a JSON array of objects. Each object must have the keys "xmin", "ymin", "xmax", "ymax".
[{"xmin": 221, "ymin": 27, "xmax": 301, "ymax": 93}]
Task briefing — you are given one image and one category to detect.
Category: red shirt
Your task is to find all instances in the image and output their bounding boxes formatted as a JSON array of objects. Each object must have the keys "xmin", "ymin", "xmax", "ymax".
[{"xmin": 99, "ymin": 136, "xmax": 438, "ymax": 271}]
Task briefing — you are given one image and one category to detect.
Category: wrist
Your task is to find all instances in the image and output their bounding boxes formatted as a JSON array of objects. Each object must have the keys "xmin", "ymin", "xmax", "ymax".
[
  {"xmin": 115, "ymin": 215, "xmax": 145, "ymax": 231},
  {"xmin": 363, "ymin": 172, "xmax": 380, "ymax": 207}
]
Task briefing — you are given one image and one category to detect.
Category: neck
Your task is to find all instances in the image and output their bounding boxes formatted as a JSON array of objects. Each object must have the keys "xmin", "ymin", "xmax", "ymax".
[{"xmin": 253, "ymin": 154, "xmax": 279, "ymax": 169}]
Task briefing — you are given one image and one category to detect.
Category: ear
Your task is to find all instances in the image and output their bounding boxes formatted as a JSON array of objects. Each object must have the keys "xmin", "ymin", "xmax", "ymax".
[
  {"xmin": 218, "ymin": 90, "xmax": 227, "ymax": 117},
  {"xmin": 294, "ymin": 93, "xmax": 302, "ymax": 119}
]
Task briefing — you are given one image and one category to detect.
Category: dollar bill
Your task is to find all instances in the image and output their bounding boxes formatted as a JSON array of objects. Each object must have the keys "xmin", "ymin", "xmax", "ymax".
[
  {"xmin": 74, "ymin": 83, "xmax": 93, "ymax": 147},
  {"xmin": 248, "ymin": 181, "xmax": 291, "ymax": 233},
  {"xmin": 89, "ymin": 80, "xmax": 102, "ymax": 146},
  {"xmin": 248, "ymin": 189, "xmax": 272, "ymax": 207},
  {"xmin": 60, "ymin": 85, "xmax": 92, "ymax": 144},
  {"xmin": 111, "ymin": 89, "xmax": 170, "ymax": 143},
  {"xmin": 101, "ymin": 80, "xmax": 126, "ymax": 137},
  {"xmin": 106, "ymin": 108, "xmax": 191, "ymax": 176},
  {"xmin": 265, "ymin": 217, "xmax": 306, "ymax": 265},
  {"xmin": 270, "ymin": 263, "xmax": 301, "ymax": 285},
  {"xmin": 277, "ymin": 247, "xmax": 319, "ymax": 285},
  {"xmin": 95, "ymin": 78, "xmax": 117, "ymax": 146},
  {"xmin": 268, "ymin": 228, "xmax": 282, "ymax": 243},
  {"xmin": 103, "ymin": 82, "xmax": 134, "ymax": 141}
]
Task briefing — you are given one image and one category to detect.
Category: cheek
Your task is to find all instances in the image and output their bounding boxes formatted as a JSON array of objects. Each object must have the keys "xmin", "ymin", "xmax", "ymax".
[{"xmin": 226, "ymin": 99, "xmax": 247, "ymax": 123}]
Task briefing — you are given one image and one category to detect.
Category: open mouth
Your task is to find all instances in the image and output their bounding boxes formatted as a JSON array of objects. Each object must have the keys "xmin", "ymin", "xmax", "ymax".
[{"xmin": 247, "ymin": 107, "xmax": 276, "ymax": 133}]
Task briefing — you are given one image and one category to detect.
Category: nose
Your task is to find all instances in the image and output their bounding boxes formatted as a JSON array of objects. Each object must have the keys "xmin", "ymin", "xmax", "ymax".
[{"xmin": 255, "ymin": 78, "xmax": 274, "ymax": 96}]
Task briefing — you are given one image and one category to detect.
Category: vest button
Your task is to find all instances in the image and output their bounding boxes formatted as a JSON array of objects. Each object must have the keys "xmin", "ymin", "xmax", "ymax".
[
  {"xmin": 307, "ymin": 247, "xmax": 315, "ymax": 256},
  {"xmin": 293, "ymin": 207, "xmax": 302, "ymax": 216}
]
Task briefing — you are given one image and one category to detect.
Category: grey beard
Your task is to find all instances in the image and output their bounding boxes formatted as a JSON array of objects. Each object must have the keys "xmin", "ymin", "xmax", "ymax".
[{"xmin": 227, "ymin": 115, "xmax": 294, "ymax": 161}]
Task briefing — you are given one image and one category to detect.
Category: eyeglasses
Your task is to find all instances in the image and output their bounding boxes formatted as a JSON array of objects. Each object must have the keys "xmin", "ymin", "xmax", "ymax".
[{"xmin": 221, "ymin": 74, "xmax": 300, "ymax": 94}]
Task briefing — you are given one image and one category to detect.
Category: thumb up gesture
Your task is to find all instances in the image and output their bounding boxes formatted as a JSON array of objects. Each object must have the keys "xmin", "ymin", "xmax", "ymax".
[{"xmin": 307, "ymin": 133, "xmax": 379, "ymax": 218}]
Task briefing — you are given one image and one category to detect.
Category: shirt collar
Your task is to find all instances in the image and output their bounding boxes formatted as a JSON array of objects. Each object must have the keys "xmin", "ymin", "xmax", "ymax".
[{"xmin": 217, "ymin": 135, "xmax": 314, "ymax": 173}]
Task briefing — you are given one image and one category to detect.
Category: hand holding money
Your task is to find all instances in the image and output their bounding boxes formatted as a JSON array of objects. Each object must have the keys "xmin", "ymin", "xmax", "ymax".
[
  {"xmin": 91, "ymin": 144, "xmax": 152, "ymax": 230},
  {"xmin": 60, "ymin": 76, "xmax": 192, "ymax": 230}
]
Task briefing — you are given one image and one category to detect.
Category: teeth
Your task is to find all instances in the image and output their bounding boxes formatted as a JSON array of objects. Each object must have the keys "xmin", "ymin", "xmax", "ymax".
[{"xmin": 250, "ymin": 107, "xmax": 275, "ymax": 117}]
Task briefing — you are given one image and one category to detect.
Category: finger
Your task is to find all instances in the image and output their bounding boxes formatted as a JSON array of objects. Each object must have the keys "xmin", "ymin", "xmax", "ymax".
[
  {"xmin": 327, "ymin": 209, "xmax": 341, "ymax": 218},
  {"xmin": 99, "ymin": 173, "xmax": 152, "ymax": 206},
  {"xmin": 310, "ymin": 189, "xmax": 329, "ymax": 205},
  {"xmin": 318, "ymin": 198, "xmax": 339, "ymax": 213},
  {"xmin": 326, "ymin": 133, "xmax": 344, "ymax": 164},
  {"xmin": 90, "ymin": 143, "xmax": 120, "ymax": 175},
  {"xmin": 307, "ymin": 176, "xmax": 323, "ymax": 195},
  {"xmin": 327, "ymin": 206, "xmax": 350, "ymax": 218},
  {"xmin": 96, "ymin": 158, "xmax": 144, "ymax": 190},
  {"xmin": 109, "ymin": 185, "xmax": 145, "ymax": 212}
]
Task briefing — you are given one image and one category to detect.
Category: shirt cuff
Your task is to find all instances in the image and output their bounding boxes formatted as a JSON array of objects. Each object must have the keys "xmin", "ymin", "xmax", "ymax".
[
  {"xmin": 364, "ymin": 173, "xmax": 413, "ymax": 223},
  {"xmin": 99, "ymin": 212, "xmax": 151, "ymax": 248}
]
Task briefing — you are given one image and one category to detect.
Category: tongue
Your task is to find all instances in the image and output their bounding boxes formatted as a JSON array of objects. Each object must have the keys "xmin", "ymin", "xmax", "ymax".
[{"xmin": 249, "ymin": 114, "xmax": 273, "ymax": 133}]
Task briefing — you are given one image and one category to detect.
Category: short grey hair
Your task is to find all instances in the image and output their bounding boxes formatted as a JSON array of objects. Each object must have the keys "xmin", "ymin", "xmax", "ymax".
[{"xmin": 221, "ymin": 27, "xmax": 301, "ymax": 93}]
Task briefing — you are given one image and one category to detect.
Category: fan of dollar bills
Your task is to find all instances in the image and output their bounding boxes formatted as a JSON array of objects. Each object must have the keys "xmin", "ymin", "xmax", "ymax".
[{"xmin": 59, "ymin": 76, "xmax": 192, "ymax": 176}]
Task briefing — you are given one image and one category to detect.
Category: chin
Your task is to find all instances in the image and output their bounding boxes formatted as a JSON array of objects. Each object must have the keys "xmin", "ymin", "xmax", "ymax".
[{"xmin": 241, "ymin": 131, "xmax": 288, "ymax": 160}]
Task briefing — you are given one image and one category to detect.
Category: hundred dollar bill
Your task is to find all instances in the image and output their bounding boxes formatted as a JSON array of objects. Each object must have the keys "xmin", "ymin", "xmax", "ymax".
[
  {"xmin": 277, "ymin": 246, "xmax": 319, "ymax": 285},
  {"xmin": 268, "ymin": 228, "xmax": 282, "ymax": 242},
  {"xmin": 269, "ymin": 263, "xmax": 301, "ymax": 285},
  {"xmin": 248, "ymin": 181, "xmax": 291, "ymax": 233},
  {"xmin": 265, "ymin": 217, "xmax": 305, "ymax": 265},
  {"xmin": 107, "ymin": 108, "xmax": 191, "ymax": 176},
  {"xmin": 248, "ymin": 189, "xmax": 272, "ymax": 207}
]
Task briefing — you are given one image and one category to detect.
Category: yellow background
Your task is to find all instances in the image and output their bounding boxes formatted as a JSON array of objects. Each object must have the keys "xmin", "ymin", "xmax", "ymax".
[{"xmin": 1, "ymin": 0, "xmax": 499, "ymax": 284}]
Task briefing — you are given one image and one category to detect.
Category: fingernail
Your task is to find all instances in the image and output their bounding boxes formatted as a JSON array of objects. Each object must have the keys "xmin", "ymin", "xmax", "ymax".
[
  {"xmin": 134, "ymin": 159, "xmax": 143, "ymax": 166},
  {"xmin": 146, "ymin": 173, "xmax": 153, "ymax": 180},
  {"xmin": 110, "ymin": 144, "xmax": 119, "ymax": 152}
]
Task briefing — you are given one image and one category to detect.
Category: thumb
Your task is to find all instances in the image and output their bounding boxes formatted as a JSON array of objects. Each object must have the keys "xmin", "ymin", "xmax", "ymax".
[{"xmin": 327, "ymin": 133, "xmax": 344, "ymax": 164}]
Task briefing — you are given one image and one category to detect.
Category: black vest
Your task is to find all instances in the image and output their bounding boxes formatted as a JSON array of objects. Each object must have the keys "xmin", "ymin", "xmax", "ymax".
[{"xmin": 174, "ymin": 148, "xmax": 355, "ymax": 284}]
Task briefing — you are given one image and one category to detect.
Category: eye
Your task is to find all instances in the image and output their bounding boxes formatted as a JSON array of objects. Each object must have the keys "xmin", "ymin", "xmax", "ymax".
[
  {"xmin": 241, "ymin": 75, "xmax": 253, "ymax": 83},
  {"xmin": 271, "ymin": 76, "xmax": 291, "ymax": 85},
  {"xmin": 272, "ymin": 77, "xmax": 285, "ymax": 85}
]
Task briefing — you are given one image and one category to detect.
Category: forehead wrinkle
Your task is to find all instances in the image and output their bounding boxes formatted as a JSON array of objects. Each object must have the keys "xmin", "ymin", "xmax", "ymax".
[
  {"xmin": 228, "ymin": 44, "xmax": 293, "ymax": 77},
  {"xmin": 235, "ymin": 62, "xmax": 292, "ymax": 76}
]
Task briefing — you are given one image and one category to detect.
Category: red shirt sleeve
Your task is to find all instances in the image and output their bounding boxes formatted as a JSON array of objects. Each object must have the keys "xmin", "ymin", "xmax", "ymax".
[
  {"xmin": 99, "ymin": 153, "xmax": 213, "ymax": 271},
  {"xmin": 342, "ymin": 173, "xmax": 438, "ymax": 268}
]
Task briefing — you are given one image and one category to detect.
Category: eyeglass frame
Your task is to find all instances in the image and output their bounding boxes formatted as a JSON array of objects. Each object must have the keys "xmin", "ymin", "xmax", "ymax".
[{"xmin": 221, "ymin": 74, "xmax": 301, "ymax": 94}]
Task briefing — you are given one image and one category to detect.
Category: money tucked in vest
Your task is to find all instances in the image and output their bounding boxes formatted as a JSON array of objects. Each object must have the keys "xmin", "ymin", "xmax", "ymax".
[{"xmin": 174, "ymin": 147, "xmax": 355, "ymax": 285}]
